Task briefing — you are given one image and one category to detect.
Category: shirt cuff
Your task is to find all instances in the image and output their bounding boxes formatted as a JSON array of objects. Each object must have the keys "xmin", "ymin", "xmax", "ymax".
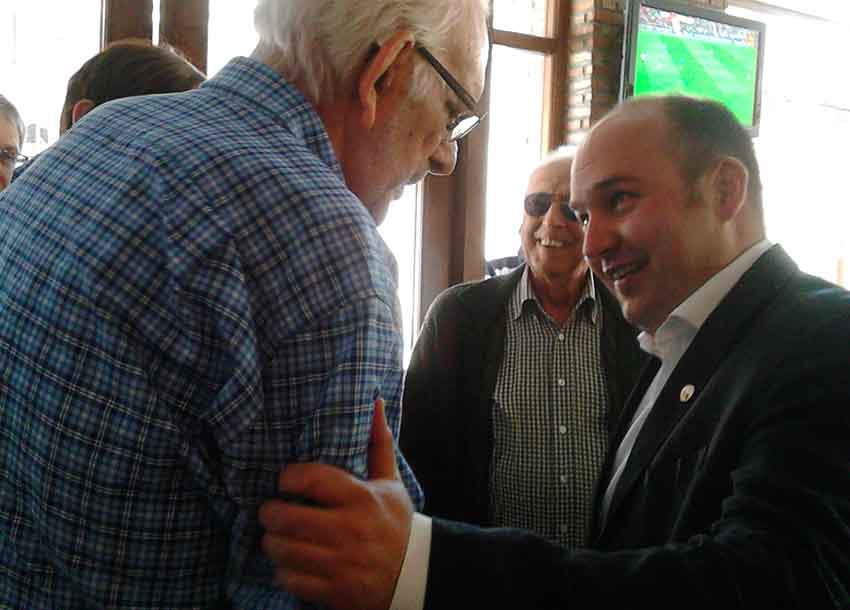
[{"xmin": 389, "ymin": 512, "xmax": 432, "ymax": 610}]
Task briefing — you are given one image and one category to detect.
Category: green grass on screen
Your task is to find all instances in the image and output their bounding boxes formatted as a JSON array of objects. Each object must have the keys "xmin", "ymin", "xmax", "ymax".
[{"xmin": 634, "ymin": 30, "xmax": 758, "ymax": 126}]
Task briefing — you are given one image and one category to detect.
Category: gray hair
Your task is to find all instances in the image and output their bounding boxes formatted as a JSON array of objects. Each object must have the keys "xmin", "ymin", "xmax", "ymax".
[
  {"xmin": 0, "ymin": 94, "xmax": 25, "ymax": 149},
  {"xmin": 253, "ymin": 0, "xmax": 489, "ymax": 104}
]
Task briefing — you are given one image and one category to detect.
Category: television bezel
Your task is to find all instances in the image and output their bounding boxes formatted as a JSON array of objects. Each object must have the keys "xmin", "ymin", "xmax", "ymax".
[{"xmin": 620, "ymin": 0, "xmax": 767, "ymax": 136}]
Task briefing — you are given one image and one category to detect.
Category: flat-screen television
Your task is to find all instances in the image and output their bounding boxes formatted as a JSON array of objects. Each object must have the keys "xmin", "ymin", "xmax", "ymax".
[{"xmin": 620, "ymin": 0, "xmax": 766, "ymax": 135}]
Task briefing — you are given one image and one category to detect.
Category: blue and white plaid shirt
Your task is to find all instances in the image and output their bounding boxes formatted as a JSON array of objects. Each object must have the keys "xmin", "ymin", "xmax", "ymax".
[{"xmin": 0, "ymin": 57, "xmax": 422, "ymax": 609}]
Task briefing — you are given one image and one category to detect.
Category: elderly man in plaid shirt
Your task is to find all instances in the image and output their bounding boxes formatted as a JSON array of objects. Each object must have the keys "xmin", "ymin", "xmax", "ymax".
[{"xmin": 0, "ymin": 0, "xmax": 488, "ymax": 608}]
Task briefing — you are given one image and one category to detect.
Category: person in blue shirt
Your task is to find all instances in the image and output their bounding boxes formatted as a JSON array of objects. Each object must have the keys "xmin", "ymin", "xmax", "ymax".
[{"xmin": 0, "ymin": 0, "xmax": 489, "ymax": 608}]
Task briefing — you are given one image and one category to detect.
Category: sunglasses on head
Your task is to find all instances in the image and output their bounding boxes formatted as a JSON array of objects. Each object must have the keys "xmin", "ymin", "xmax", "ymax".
[{"xmin": 523, "ymin": 192, "xmax": 579, "ymax": 223}]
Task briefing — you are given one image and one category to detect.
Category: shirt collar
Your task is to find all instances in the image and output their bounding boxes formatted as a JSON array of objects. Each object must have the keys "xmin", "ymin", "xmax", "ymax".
[
  {"xmin": 512, "ymin": 265, "xmax": 598, "ymax": 324},
  {"xmin": 638, "ymin": 239, "xmax": 773, "ymax": 361},
  {"xmin": 202, "ymin": 57, "xmax": 342, "ymax": 180}
]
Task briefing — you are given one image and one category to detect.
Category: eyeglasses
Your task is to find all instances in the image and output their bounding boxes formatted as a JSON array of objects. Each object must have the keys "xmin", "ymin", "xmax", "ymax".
[
  {"xmin": 524, "ymin": 192, "xmax": 579, "ymax": 223},
  {"xmin": 415, "ymin": 45, "xmax": 485, "ymax": 142},
  {"xmin": 0, "ymin": 149, "xmax": 28, "ymax": 168}
]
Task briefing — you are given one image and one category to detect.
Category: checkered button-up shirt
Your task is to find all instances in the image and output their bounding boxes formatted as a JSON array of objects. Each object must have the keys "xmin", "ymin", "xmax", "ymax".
[
  {"xmin": 491, "ymin": 267, "xmax": 609, "ymax": 547},
  {"xmin": 0, "ymin": 57, "xmax": 422, "ymax": 609}
]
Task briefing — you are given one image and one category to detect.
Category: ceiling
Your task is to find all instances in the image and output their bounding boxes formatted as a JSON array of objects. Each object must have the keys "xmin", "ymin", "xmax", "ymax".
[{"xmin": 735, "ymin": 0, "xmax": 850, "ymax": 23}]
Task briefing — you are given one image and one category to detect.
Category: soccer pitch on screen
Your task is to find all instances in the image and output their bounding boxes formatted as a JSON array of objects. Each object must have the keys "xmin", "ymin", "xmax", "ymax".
[{"xmin": 634, "ymin": 30, "xmax": 758, "ymax": 127}]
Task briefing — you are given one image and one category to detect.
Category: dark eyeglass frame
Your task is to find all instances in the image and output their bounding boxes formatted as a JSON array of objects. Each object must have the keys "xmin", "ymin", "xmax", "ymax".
[
  {"xmin": 524, "ymin": 192, "xmax": 579, "ymax": 223},
  {"xmin": 0, "ymin": 149, "xmax": 28, "ymax": 167},
  {"xmin": 415, "ymin": 45, "xmax": 485, "ymax": 142}
]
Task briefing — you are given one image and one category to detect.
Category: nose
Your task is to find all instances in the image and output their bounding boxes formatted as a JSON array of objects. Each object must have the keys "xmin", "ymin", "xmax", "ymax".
[
  {"xmin": 541, "ymin": 194, "xmax": 572, "ymax": 226},
  {"xmin": 429, "ymin": 139, "xmax": 457, "ymax": 176},
  {"xmin": 582, "ymin": 213, "xmax": 617, "ymax": 261}
]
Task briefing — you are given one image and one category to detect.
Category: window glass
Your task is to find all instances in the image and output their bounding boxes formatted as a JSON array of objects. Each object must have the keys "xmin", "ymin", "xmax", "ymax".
[
  {"xmin": 206, "ymin": 0, "xmax": 259, "ymax": 77},
  {"xmin": 0, "ymin": 1, "xmax": 101, "ymax": 156},
  {"xmin": 484, "ymin": 45, "xmax": 547, "ymax": 263},
  {"xmin": 378, "ymin": 189, "xmax": 421, "ymax": 367},
  {"xmin": 493, "ymin": 0, "xmax": 550, "ymax": 37},
  {"xmin": 728, "ymin": 5, "xmax": 850, "ymax": 287}
]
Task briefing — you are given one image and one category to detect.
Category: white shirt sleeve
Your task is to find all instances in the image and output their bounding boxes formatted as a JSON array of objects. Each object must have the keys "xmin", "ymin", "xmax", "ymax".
[{"xmin": 389, "ymin": 512, "xmax": 432, "ymax": 610}]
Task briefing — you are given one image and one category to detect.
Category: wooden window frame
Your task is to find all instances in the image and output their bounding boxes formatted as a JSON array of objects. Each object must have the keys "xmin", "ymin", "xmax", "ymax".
[
  {"xmin": 103, "ymin": 0, "xmax": 209, "ymax": 73},
  {"xmin": 418, "ymin": 0, "xmax": 570, "ymax": 325}
]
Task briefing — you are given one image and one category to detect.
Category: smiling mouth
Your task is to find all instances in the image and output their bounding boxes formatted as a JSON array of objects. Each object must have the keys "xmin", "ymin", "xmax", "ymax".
[
  {"xmin": 537, "ymin": 237, "xmax": 566, "ymax": 248},
  {"xmin": 604, "ymin": 262, "xmax": 644, "ymax": 282}
]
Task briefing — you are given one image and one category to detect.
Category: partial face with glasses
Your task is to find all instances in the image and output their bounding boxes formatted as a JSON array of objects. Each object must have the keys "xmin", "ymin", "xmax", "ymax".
[
  {"xmin": 343, "ymin": 27, "xmax": 487, "ymax": 224},
  {"xmin": 0, "ymin": 118, "xmax": 25, "ymax": 192},
  {"xmin": 414, "ymin": 45, "xmax": 485, "ymax": 143},
  {"xmin": 520, "ymin": 156, "xmax": 587, "ymax": 284}
]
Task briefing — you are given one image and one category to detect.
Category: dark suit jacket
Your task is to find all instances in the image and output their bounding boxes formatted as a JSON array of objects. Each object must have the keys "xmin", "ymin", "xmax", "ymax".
[
  {"xmin": 422, "ymin": 246, "xmax": 850, "ymax": 610},
  {"xmin": 400, "ymin": 264, "xmax": 646, "ymax": 526}
]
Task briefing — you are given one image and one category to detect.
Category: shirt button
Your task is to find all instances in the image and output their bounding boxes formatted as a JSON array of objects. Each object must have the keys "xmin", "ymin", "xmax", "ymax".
[
  {"xmin": 558, "ymin": 425, "xmax": 567, "ymax": 434},
  {"xmin": 558, "ymin": 333, "xmax": 565, "ymax": 341},
  {"xmin": 557, "ymin": 378, "xmax": 566, "ymax": 387},
  {"xmin": 559, "ymin": 474, "xmax": 568, "ymax": 484}
]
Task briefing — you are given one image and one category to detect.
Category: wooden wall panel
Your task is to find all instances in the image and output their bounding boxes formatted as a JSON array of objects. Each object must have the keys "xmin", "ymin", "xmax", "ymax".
[
  {"xmin": 417, "ymin": 48, "xmax": 493, "ymax": 327},
  {"xmin": 103, "ymin": 0, "xmax": 153, "ymax": 45},
  {"xmin": 419, "ymin": 176, "xmax": 455, "ymax": 324},
  {"xmin": 159, "ymin": 0, "xmax": 209, "ymax": 73}
]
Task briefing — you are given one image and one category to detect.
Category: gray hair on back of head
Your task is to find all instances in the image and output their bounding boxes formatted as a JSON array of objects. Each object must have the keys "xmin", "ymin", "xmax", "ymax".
[
  {"xmin": 253, "ymin": 0, "xmax": 489, "ymax": 104},
  {"xmin": 0, "ymin": 94, "xmax": 25, "ymax": 148}
]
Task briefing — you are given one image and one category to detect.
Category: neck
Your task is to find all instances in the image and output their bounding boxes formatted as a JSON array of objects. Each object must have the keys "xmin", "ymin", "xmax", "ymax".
[
  {"xmin": 529, "ymin": 263, "xmax": 590, "ymax": 326},
  {"xmin": 314, "ymin": 97, "xmax": 348, "ymax": 163}
]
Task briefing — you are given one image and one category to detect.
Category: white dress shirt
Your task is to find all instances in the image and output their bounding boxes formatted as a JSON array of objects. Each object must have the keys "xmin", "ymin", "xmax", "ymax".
[{"xmin": 390, "ymin": 240, "xmax": 773, "ymax": 610}]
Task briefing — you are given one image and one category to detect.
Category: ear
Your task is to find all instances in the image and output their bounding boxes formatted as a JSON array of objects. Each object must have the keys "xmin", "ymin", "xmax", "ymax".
[
  {"xmin": 709, "ymin": 157, "xmax": 749, "ymax": 222},
  {"xmin": 71, "ymin": 99, "xmax": 96, "ymax": 125},
  {"xmin": 357, "ymin": 31, "xmax": 416, "ymax": 129}
]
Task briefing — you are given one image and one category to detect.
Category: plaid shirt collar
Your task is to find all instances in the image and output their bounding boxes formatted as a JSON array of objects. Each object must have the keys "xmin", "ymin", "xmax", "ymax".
[{"xmin": 203, "ymin": 57, "xmax": 343, "ymax": 181}]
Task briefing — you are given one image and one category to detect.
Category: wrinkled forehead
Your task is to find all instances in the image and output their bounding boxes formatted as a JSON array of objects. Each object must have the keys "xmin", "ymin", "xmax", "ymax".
[{"xmin": 528, "ymin": 157, "xmax": 573, "ymax": 194}]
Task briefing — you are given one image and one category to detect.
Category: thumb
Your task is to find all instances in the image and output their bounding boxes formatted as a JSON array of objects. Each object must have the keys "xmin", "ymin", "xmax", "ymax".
[{"xmin": 368, "ymin": 398, "xmax": 400, "ymax": 481}]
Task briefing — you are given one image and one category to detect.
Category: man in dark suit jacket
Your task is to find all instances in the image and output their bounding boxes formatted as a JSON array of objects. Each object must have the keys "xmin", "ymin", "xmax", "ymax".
[
  {"xmin": 258, "ymin": 95, "xmax": 850, "ymax": 610},
  {"xmin": 400, "ymin": 150, "xmax": 644, "ymax": 544}
]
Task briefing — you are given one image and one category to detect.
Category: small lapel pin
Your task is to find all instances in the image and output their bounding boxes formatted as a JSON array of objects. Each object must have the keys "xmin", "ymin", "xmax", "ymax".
[{"xmin": 680, "ymin": 384, "xmax": 695, "ymax": 403}]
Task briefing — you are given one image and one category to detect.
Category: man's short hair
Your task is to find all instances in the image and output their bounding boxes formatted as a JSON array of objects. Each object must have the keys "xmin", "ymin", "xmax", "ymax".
[
  {"xmin": 632, "ymin": 95, "xmax": 763, "ymax": 212},
  {"xmin": 253, "ymin": 0, "xmax": 490, "ymax": 104},
  {"xmin": 60, "ymin": 39, "xmax": 206, "ymax": 130},
  {"xmin": 0, "ymin": 94, "xmax": 25, "ymax": 148}
]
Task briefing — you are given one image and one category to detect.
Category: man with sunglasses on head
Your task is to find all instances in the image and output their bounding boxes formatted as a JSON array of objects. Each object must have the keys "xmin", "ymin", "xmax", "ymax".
[
  {"xmin": 400, "ymin": 148, "xmax": 645, "ymax": 546},
  {"xmin": 0, "ymin": 1, "xmax": 488, "ymax": 608}
]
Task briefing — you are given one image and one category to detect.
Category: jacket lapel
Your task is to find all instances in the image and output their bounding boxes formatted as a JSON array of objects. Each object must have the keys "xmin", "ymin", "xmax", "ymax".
[
  {"xmin": 596, "ymin": 245, "xmax": 798, "ymax": 539},
  {"xmin": 588, "ymin": 355, "xmax": 659, "ymax": 540},
  {"xmin": 597, "ymin": 282, "xmax": 644, "ymax": 428}
]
